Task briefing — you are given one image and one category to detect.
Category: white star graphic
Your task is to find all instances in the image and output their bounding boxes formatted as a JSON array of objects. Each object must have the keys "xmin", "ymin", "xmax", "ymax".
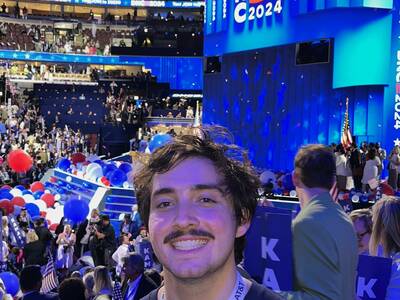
[{"xmin": 394, "ymin": 138, "xmax": 400, "ymax": 147}]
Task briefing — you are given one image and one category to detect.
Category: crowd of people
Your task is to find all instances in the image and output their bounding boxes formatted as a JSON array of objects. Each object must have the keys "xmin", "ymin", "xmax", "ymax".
[
  {"xmin": 0, "ymin": 125, "xmax": 396, "ymax": 299},
  {"xmin": 0, "ymin": 3, "xmax": 203, "ymax": 55},
  {"xmin": 333, "ymin": 142, "xmax": 387, "ymax": 192}
]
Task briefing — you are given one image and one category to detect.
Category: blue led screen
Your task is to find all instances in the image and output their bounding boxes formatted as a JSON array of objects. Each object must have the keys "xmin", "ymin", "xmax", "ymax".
[
  {"xmin": 203, "ymin": 45, "xmax": 384, "ymax": 170},
  {"xmin": 204, "ymin": 0, "xmax": 392, "ymax": 89},
  {"xmin": 0, "ymin": 50, "xmax": 203, "ymax": 90}
]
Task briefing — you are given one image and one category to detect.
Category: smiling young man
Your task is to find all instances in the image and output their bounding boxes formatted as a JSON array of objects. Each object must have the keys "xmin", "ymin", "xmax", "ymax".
[{"xmin": 134, "ymin": 129, "xmax": 283, "ymax": 300}]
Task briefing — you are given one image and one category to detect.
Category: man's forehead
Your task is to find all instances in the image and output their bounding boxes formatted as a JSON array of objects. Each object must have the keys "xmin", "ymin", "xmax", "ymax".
[{"xmin": 151, "ymin": 157, "xmax": 224, "ymax": 191}]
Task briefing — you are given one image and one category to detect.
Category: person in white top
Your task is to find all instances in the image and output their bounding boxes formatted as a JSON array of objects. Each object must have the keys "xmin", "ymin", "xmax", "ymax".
[
  {"xmin": 388, "ymin": 146, "xmax": 400, "ymax": 191},
  {"xmin": 335, "ymin": 145, "xmax": 351, "ymax": 191},
  {"xmin": 112, "ymin": 233, "xmax": 131, "ymax": 279},
  {"xmin": 361, "ymin": 148, "xmax": 381, "ymax": 192},
  {"xmin": 57, "ymin": 224, "xmax": 76, "ymax": 270}
]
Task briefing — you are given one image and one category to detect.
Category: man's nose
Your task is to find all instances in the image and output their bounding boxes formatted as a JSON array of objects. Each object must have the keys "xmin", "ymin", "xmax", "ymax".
[{"xmin": 172, "ymin": 200, "xmax": 199, "ymax": 229}]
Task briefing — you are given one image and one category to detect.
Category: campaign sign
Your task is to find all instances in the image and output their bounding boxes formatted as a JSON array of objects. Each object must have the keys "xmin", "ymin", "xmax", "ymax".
[
  {"xmin": 8, "ymin": 216, "xmax": 25, "ymax": 247},
  {"xmin": 244, "ymin": 206, "xmax": 293, "ymax": 291},
  {"xmin": 356, "ymin": 255, "xmax": 392, "ymax": 300},
  {"xmin": 137, "ymin": 240, "xmax": 154, "ymax": 270}
]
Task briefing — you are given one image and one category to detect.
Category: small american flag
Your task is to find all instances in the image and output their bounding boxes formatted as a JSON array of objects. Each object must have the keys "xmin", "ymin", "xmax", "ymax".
[
  {"xmin": 40, "ymin": 253, "xmax": 58, "ymax": 293},
  {"xmin": 112, "ymin": 280, "xmax": 123, "ymax": 300},
  {"xmin": 330, "ymin": 181, "xmax": 339, "ymax": 203},
  {"xmin": 341, "ymin": 97, "xmax": 353, "ymax": 150}
]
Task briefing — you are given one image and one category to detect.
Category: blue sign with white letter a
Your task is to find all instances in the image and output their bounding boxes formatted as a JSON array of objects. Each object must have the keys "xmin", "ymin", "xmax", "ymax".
[
  {"xmin": 244, "ymin": 206, "xmax": 293, "ymax": 291},
  {"xmin": 356, "ymin": 255, "xmax": 392, "ymax": 300}
]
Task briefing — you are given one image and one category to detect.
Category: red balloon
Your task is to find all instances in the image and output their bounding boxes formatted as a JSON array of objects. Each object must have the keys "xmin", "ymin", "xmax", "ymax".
[
  {"xmin": 49, "ymin": 177, "xmax": 57, "ymax": 183},
  {"xmin": 7, "ymin": 149, "xmax": 33, "ymax": 173},
  {"xmin": 0, "ymin": 185, "xmax": 11, "ymax": 190},
  {"xmin": 380, "ymin": 182, "xmax": 395, "ymax": 196},
  {"xmin": 30, "ymin": 181, "xmax": 45, "ymax": 193},
  {"xmin": 49, "ymin": 223, "xmax": 58, "ymax": 232},
  {"xmin": 40, "ymin": 211, "xmax": 47, "ymax": 218},
  {"xmin": 0, "ymin": 199, "xmax": 13, "ymax": 215},
  {"xmin": 11, "ymin": 196, "xmax": 25, "ymax": 207},
  {"xmin": 70, "ymin": 152, "xmax": 86, "ymax": 165},
  {"xmin": 41, "ymin": 193, "xmax": 55, "ymax": 208}
]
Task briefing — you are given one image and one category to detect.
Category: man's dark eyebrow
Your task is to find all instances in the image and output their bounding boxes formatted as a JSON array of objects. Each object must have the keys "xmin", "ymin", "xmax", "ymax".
[
  {"xmin": 152, "ymin": 187, "xmax": 175, "ymax": 199},
  {"xmin": 191, "ymin": 184, "xmax": 226, "ymax": 195},
  {"xmin": 151, "ymin": 184, "xmax": 227, "ymax": 199}
]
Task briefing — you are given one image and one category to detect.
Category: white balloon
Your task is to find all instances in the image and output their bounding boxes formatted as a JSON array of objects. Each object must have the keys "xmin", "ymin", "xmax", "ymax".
[
  {"xmin": 23, "ymin": 194, "xmax": 35, "ymax": 203},
  {"xmin": 66, "ymin": 176, "xmax": 72, "ymax": 182},
  {"xmin": 54, "ymin": 202, "xmax": 61, "ymax": 207},
  {"xmin": 122, "ymin": 181, "xmax": 130, "ymax": 189},
  {"xmin": 44, "ymin": 189, "xmax": 51, "ymax": 194},
  {"xmin": 289, "ymin": 190, "xmax": 297, "ymax": 197},
  {"xmin": 352, "ymin": 195, "xmax": 360, "ymax": 203},
  {"xmin": 54, "ymin": 194, "xmax": 61, "ymax": 201},
  {"xmin": 35, "ymin": 200, "xmax": 47, "ymax": 212},
  {"xmin": 10, "ymin": 189, "xmax": 22, "ymax": 197},
  {"xmin": 118, "ymin": 213, "xmax": 125, "ymax": 221}
]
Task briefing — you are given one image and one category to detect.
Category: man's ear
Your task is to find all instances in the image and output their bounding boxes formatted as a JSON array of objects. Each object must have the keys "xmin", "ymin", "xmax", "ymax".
[
  {"xmin": 292, "ymin": 170, "xmax": 301, "ymax": 188},
  {"xmin": 236, "ymin": 212, "xmax": 252, "ymax": 238}
]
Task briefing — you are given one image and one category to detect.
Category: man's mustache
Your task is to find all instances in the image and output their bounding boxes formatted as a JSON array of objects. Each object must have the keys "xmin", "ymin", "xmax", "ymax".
[{"xmin": 164, "ymin": 229, "xmax": 215, "ymax": 244}]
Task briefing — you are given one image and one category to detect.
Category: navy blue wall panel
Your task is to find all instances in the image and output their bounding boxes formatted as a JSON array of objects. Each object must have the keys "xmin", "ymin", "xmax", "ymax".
[{"xmin": 203, "ymin": 44, "xmax": 384, "ymax": 170}]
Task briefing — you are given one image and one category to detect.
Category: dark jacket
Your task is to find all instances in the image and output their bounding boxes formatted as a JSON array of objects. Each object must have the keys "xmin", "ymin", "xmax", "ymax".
[
  {"xmin": 35, "ymin": 226, "xmax": 53, "ymax": 246},
  {"xmin": 23, "ymin": 240, "xmax": 47, "ymax": 266},
  {"xmin": 21, "ymin": 291, "xmax": 58, "ymax": 300},
  {"xmin": 140, "ymin": 282, "xmax": 283, "ymax": 300},
  {"xmin": 122, "ymin": 274, "xmax": 157, "ymax": 300}
]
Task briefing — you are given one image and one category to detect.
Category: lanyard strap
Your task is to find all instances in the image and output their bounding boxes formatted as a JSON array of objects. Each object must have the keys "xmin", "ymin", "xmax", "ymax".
[{"xmin": 227, "ymin": 271, "xmax": 249, "ymax": 300}]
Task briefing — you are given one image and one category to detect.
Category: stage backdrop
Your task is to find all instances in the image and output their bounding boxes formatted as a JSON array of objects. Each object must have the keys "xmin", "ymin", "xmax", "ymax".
[{"xmin": 203, "ymin": 44, "xmax": 384, "ymax": 170}]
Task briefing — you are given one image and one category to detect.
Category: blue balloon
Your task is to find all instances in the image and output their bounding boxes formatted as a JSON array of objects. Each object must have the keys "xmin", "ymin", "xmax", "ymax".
[
  {"xmin": 94, "ymin": 159, "xmax": 105, "ymax": 167},
  {"xmin": 148, "ymin": 134, "xmax": 172, "ymax": 153},
  {"xmin": 25, "ymin": 203, "xmax": 40, "ymax": 217},
  {"xmin": 22, "ymin": 190, "xmax": 32, "ymax": 195},
  {"xmin": 57, "ymin": 158, "xmax": 71, "ymax": 171},
  {"xmin": 14, "ymin": 185, "xmax": 25, "ymax": 191},
  {"xmin": 64, "ymin": 198, "xmax": 89, "ymax": 224},
  {"xmin": 360, "ymin": 194, "xmax": 369, "ymax": 203},
  {"xmin": 119, "ymin": 162, "xmax": 133, "ymax": 174},
  {"xmin": 13, "ymin": 205, "xmax": 22, "ymax": 216},
  {"xmin": 0, "ymin": 190, "xmax": 13, "ymax": 200},
  {"xmin": 33, "ymin": 191, "xmax": 44, "ymax": 200},
  {"xmin": 0, "ymin": 272, "xmax": 19, "ymax": 296},
  {"xmin": 108, "ymin": 169, "xmax": 127, "ymax": 187},
  {"xmin": 102, "ymin": 164, "xmax": 118, "ymax": 178}
]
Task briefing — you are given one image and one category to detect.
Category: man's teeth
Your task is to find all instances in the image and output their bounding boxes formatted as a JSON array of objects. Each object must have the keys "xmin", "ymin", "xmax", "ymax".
[{"xmin": 172, "ymin": 239, "xmax": 207, "ymax": 250}]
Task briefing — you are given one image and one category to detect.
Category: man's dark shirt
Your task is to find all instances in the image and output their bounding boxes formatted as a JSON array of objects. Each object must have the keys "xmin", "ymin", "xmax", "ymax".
[{"xmin": 140, "ymin": 282, "xmax": 283, "ymax": 300}]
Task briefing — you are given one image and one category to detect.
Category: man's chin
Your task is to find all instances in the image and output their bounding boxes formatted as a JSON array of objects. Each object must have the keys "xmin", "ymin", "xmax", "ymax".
[{"xmin": 166, "ymin": 264, "xmax": 210, "ymax": 282}]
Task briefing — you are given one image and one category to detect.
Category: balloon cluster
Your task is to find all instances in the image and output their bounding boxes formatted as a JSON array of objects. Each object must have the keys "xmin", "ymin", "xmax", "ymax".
[
  {"xmin": 56, "ymin": 152, "xmax": 134, "ymax": 188},
  {"xmin": 260, "ymin": 170, "xmax": 296, "ymax": 196},
  {"xmin": 0, "ymin": 179, "xmax": 89, "ymax": 231}
]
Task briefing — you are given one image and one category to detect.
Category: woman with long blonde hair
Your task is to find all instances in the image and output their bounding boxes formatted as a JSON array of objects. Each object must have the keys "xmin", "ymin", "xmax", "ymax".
[
  {"xmin": 370, "ymin": 196, "xmax": 400, "ymax": 299},
  {"xmin": 93, "ymin": 266, "xmax": 113, "ymax": 300}
]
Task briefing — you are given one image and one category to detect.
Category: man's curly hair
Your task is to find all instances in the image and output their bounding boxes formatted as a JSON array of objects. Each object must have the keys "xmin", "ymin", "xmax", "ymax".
[{"xmin": 133, "ymin": 126, "xmax": 260, "ymax": 263}]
